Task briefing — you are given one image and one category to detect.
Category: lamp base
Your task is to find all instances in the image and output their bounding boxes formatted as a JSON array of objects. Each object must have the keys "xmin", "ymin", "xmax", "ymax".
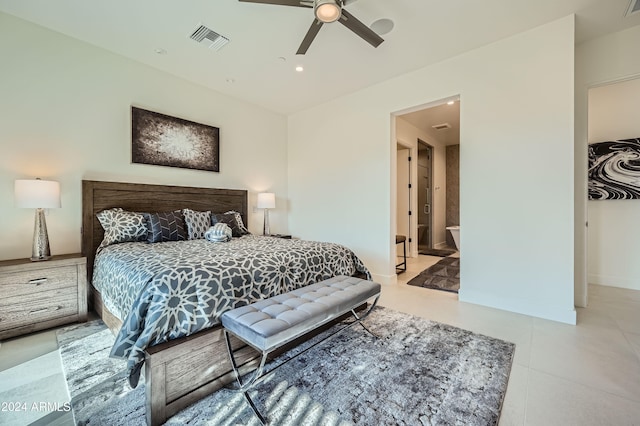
[
  {"xmin": 263, "ymin": 209, "xmax": 270, "ymax": 236},
  {"xmin": 31, "ymin": 208, "xmax": 52, "ymax": 262},
  {"xmin": 31, "ymin": 255, "xmax": 52, "ymax": 262}
]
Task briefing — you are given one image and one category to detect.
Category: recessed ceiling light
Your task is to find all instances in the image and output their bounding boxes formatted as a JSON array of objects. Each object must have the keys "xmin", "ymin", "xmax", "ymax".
[
  {"xmin": 370, "ymin": 18, "xmax": 394, "ymax": 36},
  {"xmin": 295, "ymin": 65, "xmax": 304, "ymax": 72},
  {"xmin": 447, "ymin": 100, "xmax": 455, "ymax": 105},
  {"xmin": 226, "ymin": 78, "xmax": 235, "ymax": 83},
  {"xmin": 154, "ymin": 48, "xmax": 167, "ymax": 55}
]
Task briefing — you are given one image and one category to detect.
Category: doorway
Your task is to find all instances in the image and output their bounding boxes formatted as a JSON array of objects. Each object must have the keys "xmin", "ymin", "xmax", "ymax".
[
  {"xmin": 586, "ymin": 77, "xmax": 640, "ymax": 292},
  {"xmin": 394, "ymin": 96, "xmax": 460, "ymax": 259},
  {"xmin": 417, "ymin": 140, "xmax": 433, "ymax": 251}
]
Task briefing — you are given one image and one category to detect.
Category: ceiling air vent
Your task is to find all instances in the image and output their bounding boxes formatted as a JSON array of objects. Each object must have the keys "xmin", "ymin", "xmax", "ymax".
[
  {"xmin": 432, "ymin": 123, "xmax": 451, "ymax": 130},
  {"xmin": 626, "ymin": 0, "xmax": 640, "ymax": 16},
  {"xmin": 190, "ymin": 24, "xmax": 229, "ymax": 51}
]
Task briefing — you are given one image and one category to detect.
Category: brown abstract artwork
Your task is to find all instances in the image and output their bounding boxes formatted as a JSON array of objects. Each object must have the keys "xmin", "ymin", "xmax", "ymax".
[{"xmin": 131, "ymin": 107, "xmax": 219, "ymax": 172}]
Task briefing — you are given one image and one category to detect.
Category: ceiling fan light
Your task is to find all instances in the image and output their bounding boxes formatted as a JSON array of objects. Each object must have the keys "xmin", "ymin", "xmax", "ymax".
[{"xmin": 315, "ymin": 0, "xmax": 341, "ymax": 23}]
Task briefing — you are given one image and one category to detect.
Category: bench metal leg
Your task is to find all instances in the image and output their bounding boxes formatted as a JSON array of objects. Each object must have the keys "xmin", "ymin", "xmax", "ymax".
[
  {"xmin": 223, "ymin": 295, "xmax": 380, "ymax": 425},
  {"xmin": 224, "ymin": 329, "xmax": 268, "ymax": 425},
  {"xmin": 351, "ymin": 295, "xmax": 380, "ymax": 338}
]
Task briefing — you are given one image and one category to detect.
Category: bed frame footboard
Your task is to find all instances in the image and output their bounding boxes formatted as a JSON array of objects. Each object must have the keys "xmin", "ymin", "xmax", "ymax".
[
  {"xmin": 145, "ymin": 327, "xmax": 260, "ymax": 425},
  {"xmin": 94, "ymin": 286, "xmax": 367, "ymax": 425}
]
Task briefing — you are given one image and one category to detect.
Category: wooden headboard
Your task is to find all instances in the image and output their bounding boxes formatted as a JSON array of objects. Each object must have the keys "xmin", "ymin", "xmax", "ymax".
[{"xmin": 81, "ymin": 180, "xmax": 248, "ymax": 283}]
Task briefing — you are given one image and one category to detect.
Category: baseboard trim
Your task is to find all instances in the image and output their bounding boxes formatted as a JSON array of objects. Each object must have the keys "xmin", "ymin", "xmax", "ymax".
[
  {"xmin": 588, "ymin": 273, "xmax": 640, "ymax": 291},
  {"xmin": 371, "ymin": 272, "xmax": 397, "ymax": 286},
  {"xmin": 458, "ymin": 288, "xmax": 577, "ymax": 325}
]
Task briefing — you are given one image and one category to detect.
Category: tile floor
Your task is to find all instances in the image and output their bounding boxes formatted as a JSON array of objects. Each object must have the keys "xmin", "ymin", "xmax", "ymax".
[
  {"xmin": 0, "ymin": 329, "xmax": 73, "ymax": 425},
  {"xmin": 1, "ymin": 255, "xmax": 639, "ymax": 425},
  {"xmin": 386, "ymin": 254, "xmax": 640, "ymax": 425}
]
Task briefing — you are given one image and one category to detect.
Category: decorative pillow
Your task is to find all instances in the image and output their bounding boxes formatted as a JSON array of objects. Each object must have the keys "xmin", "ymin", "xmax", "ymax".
[
  {"xmin": 211, "ymin": 213, "xmax": 244, "ymax": 237},
  {"xmin": 143, "ymin": 210, "xmax": 188, "ymax": 243},
  {"xmin": 204, "ymin": 223, "xmax": 232, "ymax": 243},
  {"xmin": 96, "ymin": 208, "xmax": 147, "ymax": 250},
  {"xmin": 224, "ymin": 210, "xmax": 250, "ymax": 235},
  {"xmin": 183, "ymin": 209, "xmax": 211, "ymax": 240}
]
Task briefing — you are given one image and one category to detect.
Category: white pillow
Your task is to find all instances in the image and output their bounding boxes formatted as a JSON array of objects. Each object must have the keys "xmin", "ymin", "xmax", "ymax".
[
  {"xmin": 183, "ymin": 208, "xmax": 212, "ymax": 240},
  {"xmin": 96, "ymin": 208, "xmax": 147, "ymax": 250}
]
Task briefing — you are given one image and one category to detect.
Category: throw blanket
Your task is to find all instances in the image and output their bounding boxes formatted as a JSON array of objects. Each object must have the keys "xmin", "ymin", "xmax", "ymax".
[
  {"xmin": 92, "ymin": 235, "xmax": 370, "ymax": 387},
  {"xmin": 205, "ymin": 223, "xmax": 233, "ymax": 242}
]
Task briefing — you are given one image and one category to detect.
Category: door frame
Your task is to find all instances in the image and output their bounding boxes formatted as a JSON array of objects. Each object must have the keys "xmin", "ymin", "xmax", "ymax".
[
  {"xmin": 417, "ymin": 138, "xmax": 434, "ymax": 250},
  {"xmin": 396, "ymin": 139, "xmax": 416, "ymax": 257}
]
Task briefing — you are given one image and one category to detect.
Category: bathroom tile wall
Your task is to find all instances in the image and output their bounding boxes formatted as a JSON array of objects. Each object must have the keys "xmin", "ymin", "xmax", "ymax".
[{"xmin": 446, "ymin": 144, "xmax": 460, "ymax": 248}]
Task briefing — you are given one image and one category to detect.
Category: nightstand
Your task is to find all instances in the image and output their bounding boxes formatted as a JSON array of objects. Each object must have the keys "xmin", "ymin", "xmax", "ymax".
[{"xmin": 0, "ymin": 254, "xmax": 87, "ymax": 340}]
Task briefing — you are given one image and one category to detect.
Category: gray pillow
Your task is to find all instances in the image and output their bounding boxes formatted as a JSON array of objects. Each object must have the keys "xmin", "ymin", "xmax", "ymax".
[
  {"xmin": 143, "ymin": 211, "xmax": 188, "ymax": 243},
  {"xmin": 224, "ymin": 210, "xmax": 250, "ymax": 235},
  {"xmin": 211, "ymin": 213, "xmax": 244, "ymax": 237}
]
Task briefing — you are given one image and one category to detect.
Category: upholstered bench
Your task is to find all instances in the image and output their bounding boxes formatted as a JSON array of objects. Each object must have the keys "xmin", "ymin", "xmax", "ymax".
[{"xmin": 221, "ymin": 275, "xmax": 381, "ymax": 425}]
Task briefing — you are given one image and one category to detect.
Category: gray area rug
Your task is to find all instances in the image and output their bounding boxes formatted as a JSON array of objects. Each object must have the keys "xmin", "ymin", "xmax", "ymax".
[
  {"xmin": 418, "ymin": 247, "xmax": 457, "ymax": 257},
  {"xmin": 57, "ymin": 307, "xmax": 513, "ymax": 425},
  {"xmin": 408, "ymin": 256, "xmax": 460, "ymax": 293}
]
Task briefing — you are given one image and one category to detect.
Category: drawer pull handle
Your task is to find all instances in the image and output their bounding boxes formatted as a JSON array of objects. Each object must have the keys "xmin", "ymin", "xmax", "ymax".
[
  {"xmin": 28, "ymin": 278, "xmax": 48, "ymax": 285},
  {"xmin": 30, "ymin": 306, "xmax": 61, "ymax": 314}
]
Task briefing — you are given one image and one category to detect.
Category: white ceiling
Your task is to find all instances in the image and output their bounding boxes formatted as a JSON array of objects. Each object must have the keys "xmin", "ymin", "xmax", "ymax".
[
  {"xmin": 401, "ymin": 101, "xmax": 461, "ymax": 146},
  {"xmin": 1, "ymin": 0, "xmax": 639, "ymax": 115}
]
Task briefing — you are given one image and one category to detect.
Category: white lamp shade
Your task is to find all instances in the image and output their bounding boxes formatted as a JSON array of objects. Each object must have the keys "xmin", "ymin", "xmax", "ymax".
[
  {"xmin": 15, "ymin": 179, "xmax": 61, "ymax": 209},
  {"xmin": 257, "ymin": 192, "xmax": 276, "ymax": 209}
]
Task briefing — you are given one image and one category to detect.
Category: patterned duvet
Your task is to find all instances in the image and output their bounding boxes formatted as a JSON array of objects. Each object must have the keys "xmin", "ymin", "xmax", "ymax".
[{"xmin": 92, "ymin": 235, "xmax": 370, "ymax": 387}]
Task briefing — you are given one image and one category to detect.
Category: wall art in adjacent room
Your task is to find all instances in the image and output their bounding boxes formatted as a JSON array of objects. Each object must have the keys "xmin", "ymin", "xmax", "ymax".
[
  {"xmin": 131, "ymin": 107, "xmax": 219, "ymax": 172},
  {"xmin": 588, "ymin": 137, "xmax": 640, "ymax": 200}
]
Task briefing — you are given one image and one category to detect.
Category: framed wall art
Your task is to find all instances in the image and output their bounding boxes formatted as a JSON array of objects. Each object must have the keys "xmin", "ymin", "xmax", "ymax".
[
  {"xmin": 588, "ymin": 137, "xmax": 640, "ymax": 200},
  {"xmin": 131, "ymin": 106, "xmax": 220, "ymax": 172}
]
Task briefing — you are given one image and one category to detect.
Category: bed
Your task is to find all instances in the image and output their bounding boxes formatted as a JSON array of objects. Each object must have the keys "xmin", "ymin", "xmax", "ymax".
[{"xmin": 81, "ymin": 180, "xmax": 370, "ymax": 425}]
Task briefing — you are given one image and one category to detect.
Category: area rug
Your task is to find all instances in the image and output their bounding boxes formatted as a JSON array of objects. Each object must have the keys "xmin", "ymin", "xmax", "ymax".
[
  {"xmin": 57, "ymin": 307, "xmax": 513, "ymax": 425},
  {"xmin": 407, "ymin": 256, "xmax": 460, "ymax": 293},
  {"xmin": 418, "ymin": 247, "xmax": 457, "ymax": 257}
]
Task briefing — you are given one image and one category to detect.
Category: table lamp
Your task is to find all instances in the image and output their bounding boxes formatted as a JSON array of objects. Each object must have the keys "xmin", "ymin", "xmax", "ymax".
[
  {"xmin": 256, "ymin": 192, "xmax": 275, "ymax": 235},
  {"xmin": 15, "ymin": 178, "xmax": 61, "ymax": 261}
]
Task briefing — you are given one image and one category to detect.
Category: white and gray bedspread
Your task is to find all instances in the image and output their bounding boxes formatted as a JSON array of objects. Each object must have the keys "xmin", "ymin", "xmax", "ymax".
[{"xmin": 92, "ymin": 235, "xmax": 370, "ymax": 387}]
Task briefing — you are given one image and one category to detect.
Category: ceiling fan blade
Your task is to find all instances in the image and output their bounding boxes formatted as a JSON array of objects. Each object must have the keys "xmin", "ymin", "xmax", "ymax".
[
  {"xmin": 238, "ymin": 0, "xmax": 312, "ymax": 7},
  {"xmin": 338, "ymin": 9, "xmax": 384, "ymax": 48},
  {"xmin": 296, "ymin": 19, "xmax": 323, "ymax": 55}
]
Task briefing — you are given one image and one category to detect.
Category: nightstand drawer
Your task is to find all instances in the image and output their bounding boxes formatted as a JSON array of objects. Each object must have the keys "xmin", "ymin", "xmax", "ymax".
[
  {"xmin": 0, "ymin": 265, "xmax": 77, "ymax": 299},
  {"xmin": 0, "ymin": 254, "xmax": 87, "ymax": 340},
  {"xmin": 0, "ymin": 286, "xmax": 78, "ymax": 331}
]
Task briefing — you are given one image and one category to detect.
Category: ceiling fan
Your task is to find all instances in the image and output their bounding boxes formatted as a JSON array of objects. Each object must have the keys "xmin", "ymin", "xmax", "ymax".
[{"xmin": 239, "ymin": 0, "xmax": 384, "ymax": 55}]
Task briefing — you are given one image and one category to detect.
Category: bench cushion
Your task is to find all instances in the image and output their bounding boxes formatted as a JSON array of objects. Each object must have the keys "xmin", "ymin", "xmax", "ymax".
[{"xmin": 220, "ymin": 276, "xmax": 380, "ymax": 352}]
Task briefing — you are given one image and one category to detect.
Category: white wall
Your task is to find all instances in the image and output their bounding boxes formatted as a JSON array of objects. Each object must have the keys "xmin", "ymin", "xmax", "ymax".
[
  {"xmin": 289, "ymin": 16, "xmax": 576, "ymax": 324},
  {"xmin": 0, "ymin": 13, "xmax": 289, "ymax": 260},
  {"xmin": 396, "ymin": 116, "xmax": 448, "ymax": 255},
  {"xmin": 587, "ymin": 78, "xmax": 640, "ymax": 290},
  {"xmin": 576, "ymin": 25, "xmax": 640, "ymax": 298}
]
